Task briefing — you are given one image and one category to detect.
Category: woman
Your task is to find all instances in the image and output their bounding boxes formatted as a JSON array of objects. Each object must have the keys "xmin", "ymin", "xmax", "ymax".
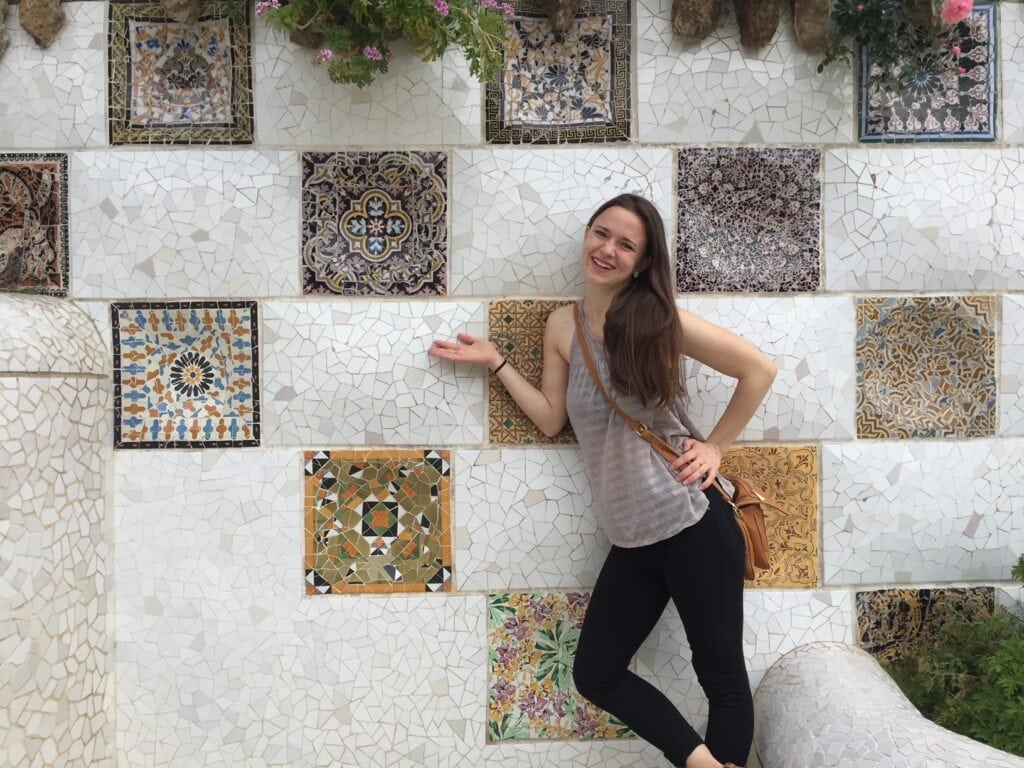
[{"xmin": 429, "ymin": 194, "xmax": 777, "ymax": 768}]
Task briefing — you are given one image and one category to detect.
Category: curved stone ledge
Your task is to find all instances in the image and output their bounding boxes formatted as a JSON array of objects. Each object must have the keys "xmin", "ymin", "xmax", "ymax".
[
  {"xmin": 754, "ymin": 641, "xmax": 1024, "ymax": 768},
  {"xmin": 0, "ymin": 295, "xmax": 106, "ymax": 375}
]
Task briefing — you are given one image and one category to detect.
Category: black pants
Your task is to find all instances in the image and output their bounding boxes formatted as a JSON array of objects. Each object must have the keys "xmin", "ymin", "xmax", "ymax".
[{"xmin": 572, "ymin": 488, "xmax": 753, "ymax": 767}]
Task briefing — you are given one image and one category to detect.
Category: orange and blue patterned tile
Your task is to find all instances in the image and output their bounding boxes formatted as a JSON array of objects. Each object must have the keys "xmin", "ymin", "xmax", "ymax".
[
  {"xmin": 304, "ymin": 450, "xmax": 453, "ymax": 594},
  {"xmin": 0, "ymin": 154, "xmax": 68, "ymax": 296}
]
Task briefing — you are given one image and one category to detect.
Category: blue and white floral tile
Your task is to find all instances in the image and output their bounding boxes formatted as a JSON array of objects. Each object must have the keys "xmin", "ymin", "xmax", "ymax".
[
  {"xmin": 860, "ymin": 3, "xmax": 996, "ymax": 141},
  {"xmin": 302, "ymin": 152, "xmax": 448, "ymax": 296},
  {"xmin": 486, "ymin": 0, "xmax": 631, "ymax": 143},
  {"xmin": 111, "ymin": 301, "xmax": 260, "ymax": 448},
  {"xmin": 108, "ymin": 0, "xmax": 254, "ymax": 145}
]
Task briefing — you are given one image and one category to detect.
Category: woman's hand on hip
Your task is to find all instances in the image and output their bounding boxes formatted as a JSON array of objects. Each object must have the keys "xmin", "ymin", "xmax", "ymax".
[
  {"xmin": 429, "ymin": 333, "xmax": 504, "ymax": 371},
  {"xmin": 670, "ymin": 438, "xmax": 723, "ymax": 491}
]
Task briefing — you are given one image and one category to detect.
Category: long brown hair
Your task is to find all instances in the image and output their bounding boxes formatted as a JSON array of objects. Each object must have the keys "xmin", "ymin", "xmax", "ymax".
[{"xmin": 588, "ymin": 194, "xmax": 685, "ymax": 409}]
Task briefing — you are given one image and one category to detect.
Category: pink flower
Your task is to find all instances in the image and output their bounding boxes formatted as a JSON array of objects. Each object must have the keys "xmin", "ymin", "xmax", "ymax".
[
  {"xmin": 315, "ymin": 48, "xmax": 334, "ymax": 64},
  {"xmin": 500, "ymin": 2, "xmax": 515, "ymax": 18},
  {"xmin": 254, "ymin": 0, "xmax": 280, "ymax": 16},
  {"xmin": 481, "ymin": 0, "xmax": 499, "ymax": 7},
  {"xmin": 940, "ymin": 0, "xmax": 972, "ymax": 25},
  {"xmin": 434, "ymin": 0, "xmax": 450, "ymax": 15},
  {"xmin": 363, "ymin": 46, "xmax": 383, "ymax": 61},
  {"xmin": 951, "ymin": 45, "xmax": 961, "ymax": 56}
]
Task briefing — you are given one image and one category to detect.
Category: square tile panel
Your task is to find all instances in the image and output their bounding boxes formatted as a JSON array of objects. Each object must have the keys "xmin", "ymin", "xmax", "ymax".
[
  {"xmin": 720, "ymin": 446, "xmax": 819, "ymax": 588},
  {"xmin": 301, "ymin": 152, "xmax": 448, "ymax": 296},
  {"xmin": 676, "ymin": 148, "xmax": 821, "ymax": 293},
  {"xmin": 486, "ymin": 0, "xmax": 631, "ymax": 143},
  {"xmin": 489, "ymin": 300, "xmax": 575, "ymax": 444},
  {"xmin": 488, "ymin": 591, "xmax": 634, "ymax": 741},
  {"xmin": 111, "ymin": 301, "xmax": 259, "ymax": 448},
  {"xmin": 860, "ymin": 3, "xmax": 996, "ymax": 141},
  {"xmin": 0, "ymin": 154, "xmax": 68, "ymax": 296},
  {"xmin": 856, "ymin": 587, "xmax": 995, "ymax": 662},
  {"xmin": 856, "ymin": 296, "xmax": 996, "ymax": 438},
  {"xmin": 304, "ymin": 450, "xmax": 453, "ymax": 595},
  {"xmin": 108, "ymin": 0, "xmax": 253, "ymax": 145}
]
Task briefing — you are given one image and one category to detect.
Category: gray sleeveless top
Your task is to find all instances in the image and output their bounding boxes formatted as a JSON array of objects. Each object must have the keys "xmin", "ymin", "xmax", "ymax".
[{"xmin": 565, "ymin": 302, "xmax": 731, "ymax": 548}]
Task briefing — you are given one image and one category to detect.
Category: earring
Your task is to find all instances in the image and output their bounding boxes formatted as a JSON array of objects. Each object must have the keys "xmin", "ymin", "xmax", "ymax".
[{"xmin": 632, "ymin": 270, "xmax": 639, "ymax": 279}]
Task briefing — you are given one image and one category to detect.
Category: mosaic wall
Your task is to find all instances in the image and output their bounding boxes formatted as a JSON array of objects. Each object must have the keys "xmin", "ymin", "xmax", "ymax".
[{"xmin": 3, "ymin": 0, "xmax": 1024, "ymax": 766}]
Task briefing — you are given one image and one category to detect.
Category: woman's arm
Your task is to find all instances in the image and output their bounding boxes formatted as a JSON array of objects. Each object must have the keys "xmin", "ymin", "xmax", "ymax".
[
  {"xmin": 671, "ymin": 307, "xmax": 778, "ymax": 488},
  {"xmin": 428, "ymin": 306, "xmax": 572, "ymax": 438}
]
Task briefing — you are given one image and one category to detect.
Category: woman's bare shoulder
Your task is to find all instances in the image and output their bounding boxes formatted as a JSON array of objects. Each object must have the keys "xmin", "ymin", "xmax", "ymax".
[{"xmin": 546, "ymin": 303, "xmax": 577, "ymax": 361}]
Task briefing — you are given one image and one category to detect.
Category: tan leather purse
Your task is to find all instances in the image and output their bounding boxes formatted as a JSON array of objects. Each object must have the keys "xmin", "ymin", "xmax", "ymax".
[{"xmin": 573, "ymin": 304, "xmax": 775, "ymax": 580}]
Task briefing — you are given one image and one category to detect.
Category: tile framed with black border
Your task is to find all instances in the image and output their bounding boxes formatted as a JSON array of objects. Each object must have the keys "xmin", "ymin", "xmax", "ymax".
[
  {"xmin": 111, "ymin": 300, "xmax": 260, "ymax": 449},
  {"xmin": 858, "ymin": 2, "xmax": 996, "ymax": 142},
  {"xmin": 485, "ymin": 0, "xmax": 631, "ymax": 144},
  {"xmin": 108, "ymin": 0, "xmax": 254, "ymax": 145}
]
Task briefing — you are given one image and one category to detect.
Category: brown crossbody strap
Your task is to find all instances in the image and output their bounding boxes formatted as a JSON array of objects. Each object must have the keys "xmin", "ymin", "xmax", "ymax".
[{"xmin": 572, "ymin": 303, "xmax": 734, "ymax": 504}]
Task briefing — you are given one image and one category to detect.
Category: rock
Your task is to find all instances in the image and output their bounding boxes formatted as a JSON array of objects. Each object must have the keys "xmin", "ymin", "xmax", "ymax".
[
  {"xmin": 672, "ymin": 0, "xmax": 721, "ymax": 39},
  {"xmin": 0, "ymin": 0, "xmax": 8, "ymax": 63},
  {"xmin": 793, "ymin": 0, "xmax": 831, "ymax": 52},
  {"xmin": 290, "ymin": 27, "xmax": 325, "ymax": 49},
  {"xmin": 19, "ymin": 0, "xmax": 66, "ymax": 49},
  {"xmin": 735, "ymin": 0, "xmax": 780, "ymax": 48},
  {"xmin": 160, "ymin": 0, "xmax": 202, "ymax": 24},
  {"xmin": 536, "ymin": 0, "xmax": 583, "ymax": 31}
]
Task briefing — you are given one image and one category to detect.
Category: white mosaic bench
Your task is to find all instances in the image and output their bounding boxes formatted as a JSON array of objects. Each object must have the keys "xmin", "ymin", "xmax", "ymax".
[{"xmin": 753, "ymin": 641, "xmax": 1024, "ymax": 768}]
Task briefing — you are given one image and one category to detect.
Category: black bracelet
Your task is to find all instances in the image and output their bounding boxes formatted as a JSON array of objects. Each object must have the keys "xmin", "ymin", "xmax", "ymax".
[{"xmin": 492, "ymin": 358, "xmax": 508, "ymax": 374}]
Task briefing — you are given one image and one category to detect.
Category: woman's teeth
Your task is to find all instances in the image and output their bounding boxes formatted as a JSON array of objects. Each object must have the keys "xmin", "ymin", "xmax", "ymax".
[{"xmin": 592, "ymin": 257, "xmax": 613, "ymax": 270}]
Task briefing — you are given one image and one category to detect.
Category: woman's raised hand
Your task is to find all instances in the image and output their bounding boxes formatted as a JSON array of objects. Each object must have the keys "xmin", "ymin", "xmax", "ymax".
[{"xmin": 429, "ymin": 332, "xmax": 504, "ymax": 371}]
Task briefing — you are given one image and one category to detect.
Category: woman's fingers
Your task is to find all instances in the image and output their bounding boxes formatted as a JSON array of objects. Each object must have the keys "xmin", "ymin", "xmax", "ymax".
[{"xmin": 456, "ymin": 332, "xmax": 478, "ymax": 344}]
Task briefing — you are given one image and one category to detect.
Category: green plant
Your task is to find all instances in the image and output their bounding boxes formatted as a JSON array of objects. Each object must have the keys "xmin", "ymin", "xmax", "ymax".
[
  {"xmin": 884, "ymin": 555, "xmax": 1024, "ymax": 757},
  {"xmin": 258, "ymin": 0, "xmax": 512, "ymax": 87},
  {"xmin": 818, "ymin": 0, "xmax": 974, "ymax": 92}
]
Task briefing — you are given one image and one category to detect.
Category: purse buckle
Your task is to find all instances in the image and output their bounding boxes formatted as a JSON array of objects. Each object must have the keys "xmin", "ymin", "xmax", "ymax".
[{"xmin": 633, "ymin": 422, "xmax": 649, "ymax": 436}]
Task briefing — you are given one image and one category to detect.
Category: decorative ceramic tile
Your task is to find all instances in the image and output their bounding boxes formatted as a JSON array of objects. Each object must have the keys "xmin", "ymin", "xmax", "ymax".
[
  {"xmin": 822, "ymin": 441, "xmax": 1024, "ymax": 585},
  {"xmin": 486, "ymin": 0, "xmax": 631, "ymax": 144},
  {"xmin": 677, "ymin": 297, "xmax": 856, "ymax": 440},
  {"xmin": 262, "ymin": 301, "xmax": 485, "ymax": 446},
  {"xmin": 676, "ymin": 148, "xmax": 820, "ymax": 293},
  {"xmin": 1, "ymin": 376, "xmax": 112, "ymax": 768},
  {"xmin": 304, "ymin": 450, "xmax": 453, "ymax": 594},
  {"xmin": 637, "ymin": 0, "xmax": 855, "ymax": 143},
  {"xmin": 856, "ymin": 587, "xmax": 995, "ymax": 663},
  {"xmin": 111, "ymin": 301, "xmax": 259, "ymax": 448},
  {"xmin": 489, "ymin": 300, "xmax": 575, "ymax": 444},
  {"xmin": 455, "ymin": 448, "xmax": 607, "ymax": 591},
  {"xmin": 70, "ymin": 150, "xmax": 299, "ymax": 298},
  {"xmin": 0, "ymin": 2, "xmax": 106, "ymax": 148},
  {"xmin": 253, "ymin": 34, "xmax": 480, "ymax": 146},
  {"xmin": 1003, "ymin": 3, "xmax": 1024, "ymax": 143},
  {"xmin": 488, "ymin": 591, "xmax": 634, "ymax": 741},
  {"xmin": 856, "ymin": 296, "xmax": 996, "ymax": 439},
  {"xmin": 1001, "ymin": 295, "xmax": 1024, "ymax": 436},
  {"xmin": 0, "ymin": 296, "xmax": 105, "ymax": 375},
  {"xmin": 0, "ymin": 154, "xmax": 68, "ymax": 296},
  {"xmin": 720, "ymin": 446, "xmax": 819, "ymax": 587},
  {"xmin": 860, "ymin": 4, "xmax": 996, "ymax": 141},
  {"xmin": 302, "ymin": 152, "xmax": 447, "ymax": 296},
  {"xmin": 108, "ymin": 0, "xmax": 253, "ymax": 145},
  {"xmin": 823, "ymin": 149, "xmax": 1024, "ymax": 291},
  {"xmin": 450, "ymin": 148, "xmax": 672, "ymax": 296}
]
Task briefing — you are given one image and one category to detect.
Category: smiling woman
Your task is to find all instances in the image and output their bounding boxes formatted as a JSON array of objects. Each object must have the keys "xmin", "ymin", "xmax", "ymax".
[{"xmin": 429, "ymin": 194, "xmax": 778, "ymax": 768}]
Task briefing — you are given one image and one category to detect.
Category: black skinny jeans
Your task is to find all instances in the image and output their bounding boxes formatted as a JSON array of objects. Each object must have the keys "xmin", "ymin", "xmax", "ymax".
[{"xmin": 572, "ymin": 487, "xmax": 753, "ymax": 767}]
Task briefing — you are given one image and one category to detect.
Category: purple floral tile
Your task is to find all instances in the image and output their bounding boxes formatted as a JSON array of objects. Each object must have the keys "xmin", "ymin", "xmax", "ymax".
[
  {"xmin": 302, "ymin": 151, "xmax": 448, "ymax": 296},
  {"xmin": 0, "ymin": 154, "xmax": 68, "ymax": 296},
  {"xmin": 677, "ymin": 148, "xmax": 821, "ymax": 293},
  {"xmin": 860, "ymin": 3, "xmax": 995, "ymax": 141}
]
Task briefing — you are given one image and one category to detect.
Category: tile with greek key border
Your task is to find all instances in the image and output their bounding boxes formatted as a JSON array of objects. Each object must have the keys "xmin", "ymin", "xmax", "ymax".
[
  {"xmin": 0, "ymin": 154, "xmax": 68, "ymax": 296},
  {"xmin": 856, "ymin": 296, "xmax": 996, "ymax": 438},
  {"xmin": 489, "ymin": 300, "xmax": 575, "ymax": 444}
]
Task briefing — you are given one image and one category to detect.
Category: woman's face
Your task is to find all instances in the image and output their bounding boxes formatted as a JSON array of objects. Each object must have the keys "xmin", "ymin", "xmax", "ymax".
[{"xmin": 581, "ymin": 206, "xmax": 647, "ymax": 292}]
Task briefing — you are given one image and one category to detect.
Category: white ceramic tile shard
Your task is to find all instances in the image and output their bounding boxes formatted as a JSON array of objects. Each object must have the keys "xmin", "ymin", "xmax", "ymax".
[
  {"xmin": 450, "ymin": 149, "xmax": 674, "ymax": 296},
  {"xmin": 1003, "ymin": 3, "xmax": 1024, "ymax": 144},
  {"xmin": 70, "ymin": 150, "xmax": 300, "ymax": 298},
  {"xmin": 0, "ymin": 295, "xmax": 106, "ymax": 374},
  {"xmin": 637, "ymin": 0, "xmax": 854, "ymax": 143},
  {"xmin": 0, "ymin": 2, "xmax": 105, "ymax": 148},
  {"xmin": 822, "ymin": 441, "xmax": 1024, "ymax": 585},
  {"xmin": 1001, "ymin": 296, "xmax": 1024, "ymax": 436},
  {"xmin": 262, "ymin": 301, "xmax": 485, "ymax": 445},
  {"xmin": 824, "ymin": 149, "xmax": 1024, "ymax": 291},
  {"xmin": 253, "ymin": 30, "xmax": 480, "ymax": 146},
  {"xmin": 677, "ymin": 296, "xmax": 856, "ymax": 440},
  {"xmin": 455, "ymin": 448, "xmax": 609, "ymax": 589},
  {"xmin": 0, "ymin": 376, "xmax": 113, "ymax": 768}
]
